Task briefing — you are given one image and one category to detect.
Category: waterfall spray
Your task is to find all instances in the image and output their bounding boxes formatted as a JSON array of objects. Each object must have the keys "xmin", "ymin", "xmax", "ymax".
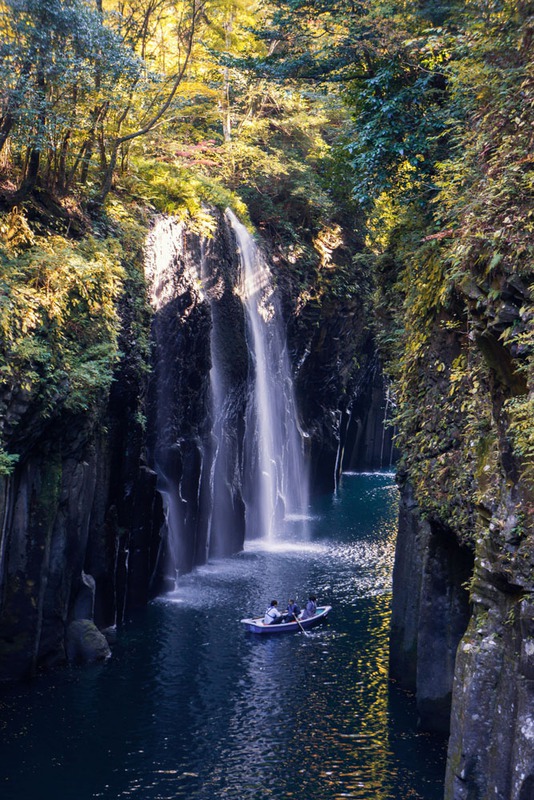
[{"xmin": 226, "ymin": 209, "xmax": 309, "ymax": 538}]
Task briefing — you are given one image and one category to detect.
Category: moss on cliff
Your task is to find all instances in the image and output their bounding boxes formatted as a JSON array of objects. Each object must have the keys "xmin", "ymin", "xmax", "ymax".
[{"xmin": 370, "ymin": 5, "xmax": 534, "ymax": 548}]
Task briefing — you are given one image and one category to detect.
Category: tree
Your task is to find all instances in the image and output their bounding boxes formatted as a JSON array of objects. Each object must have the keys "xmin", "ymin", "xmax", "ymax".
[
  {"xmin": 94, "ymin": 0, "xmax": 212, "ymax": 204},
  {"xmin": 0, "ymin": 0, "xmax": 212, "ymax": 205}
]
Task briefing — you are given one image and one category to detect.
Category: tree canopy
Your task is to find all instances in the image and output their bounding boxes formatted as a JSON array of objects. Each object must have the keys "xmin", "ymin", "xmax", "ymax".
[{"xmin": 0, "ymin": 0, "xmax": 532, "ymax": 508}]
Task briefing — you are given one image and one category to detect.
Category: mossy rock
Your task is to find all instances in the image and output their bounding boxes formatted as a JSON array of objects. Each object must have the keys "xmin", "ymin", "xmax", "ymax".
[{"xmin": 65, "ymin": 620, "xmax": 111, "ymax": 665}]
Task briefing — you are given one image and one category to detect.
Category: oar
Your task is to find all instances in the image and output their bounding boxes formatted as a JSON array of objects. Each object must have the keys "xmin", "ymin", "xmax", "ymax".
[{"xmin": 293, "ymin": 613, "xmax": 309, "ymax": 636}]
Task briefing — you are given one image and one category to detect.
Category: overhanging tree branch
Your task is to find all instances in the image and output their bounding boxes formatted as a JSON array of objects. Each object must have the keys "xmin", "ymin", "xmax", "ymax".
[{"xmin": 94, "ymin": 0, "xmax": 208, "ymax": 205}]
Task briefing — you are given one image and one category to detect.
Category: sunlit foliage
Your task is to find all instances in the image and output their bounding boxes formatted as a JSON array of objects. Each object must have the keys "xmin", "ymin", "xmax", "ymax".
[{"xmin": 0, "ymin": 209, "xmax": 126, "ymax": 471}]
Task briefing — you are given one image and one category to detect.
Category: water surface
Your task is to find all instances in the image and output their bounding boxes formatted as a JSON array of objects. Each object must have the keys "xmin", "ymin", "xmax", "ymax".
[{"xmin": 0, "ymin": 473, "xmax": 446, "ymax": 799}]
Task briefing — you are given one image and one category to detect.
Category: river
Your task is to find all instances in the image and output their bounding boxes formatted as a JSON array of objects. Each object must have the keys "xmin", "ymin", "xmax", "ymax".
[{"xmin": 0, "ymin": 472, "xmax": 446, "ymax": 800}]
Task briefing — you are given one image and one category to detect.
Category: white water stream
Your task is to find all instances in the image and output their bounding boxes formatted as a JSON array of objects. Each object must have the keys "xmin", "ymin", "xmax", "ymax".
[
  {"xmin": 144, "ymin": 211, "xmax": 309, "ymax": 575},
  {"xmin": 226, "ymin": 209, "xmax": 309, "ymax": 539}
]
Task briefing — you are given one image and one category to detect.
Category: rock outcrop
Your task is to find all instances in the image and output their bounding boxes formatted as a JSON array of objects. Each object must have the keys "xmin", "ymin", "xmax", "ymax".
[
  {"xmin": 65, "ymin": 619, "xmax": 111, "ymax": 664},
  {"xmin": 390, "ymin": 482, "xmax": 474, "ymax": 733},
  {"xmin": 387, "ymin": 264, "xmax": 534, "ymax": 798},
  {"xmin": 0, "ymin": 209, "xmax": 391, "ymax": 681}
]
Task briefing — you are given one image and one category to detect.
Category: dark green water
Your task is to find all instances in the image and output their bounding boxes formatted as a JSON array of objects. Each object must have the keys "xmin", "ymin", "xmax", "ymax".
[{"xmin": 0, "ymin": 472, "xmax": 446, "ymax": 800}]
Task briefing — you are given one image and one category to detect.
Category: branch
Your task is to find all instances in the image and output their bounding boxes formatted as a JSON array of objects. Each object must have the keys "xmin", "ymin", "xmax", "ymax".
[{"xmin": 113, "ymin": 0, "xmax": 207, "ymax": 148}]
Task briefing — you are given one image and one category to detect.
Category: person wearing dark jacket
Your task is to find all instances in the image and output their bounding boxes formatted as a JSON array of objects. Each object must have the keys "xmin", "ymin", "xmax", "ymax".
[
  {"xmin": 284, "ymin": 598, "xmax": 301, "ymax": 622},
  {"xmin": 301, "ymin": 594, "xmax": 317, "ymax": 620}
]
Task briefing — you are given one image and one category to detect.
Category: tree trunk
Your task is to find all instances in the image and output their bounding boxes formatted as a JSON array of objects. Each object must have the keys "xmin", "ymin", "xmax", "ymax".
[
  {"xmin": 11, "ymin": 147, "xmax": 41, "ymax": 203},
  {"xmin": 93, "ymin": 144, "xmax": 118, "ymax": 207}
]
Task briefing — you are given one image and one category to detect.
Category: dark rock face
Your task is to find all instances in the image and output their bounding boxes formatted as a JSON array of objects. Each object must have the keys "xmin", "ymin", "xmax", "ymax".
[
  {"xmin": 390, "ymin": 483, "xmax": 474, "ymax": 733},
  {"xmin": 444, "ymin": 487, "xmax": 534, "ymax": 800},
  {"xmin": 0, "ymin": 423, "xmax": 98, "ymax": 678},
  {"xmin": 287, "ymin": 271, "xmax": 391, "ymax": 491},
  {"xmin": 0, "ymin": 210, "xmax": 391, "ymax": 681},
  {"xmin": 0, "ymin": 389, "xmax": 162, "ymax": 680},
  {"xmin": 446, "ymin": 595, "xmax": 534, "ymax": 800},
  {"xmin": 387, "ymin": 267, "xmax": 534, "ymax": 797},
  {"xmin": 341, "ymin": 359, "xmax": 397, "ymax": 473}
]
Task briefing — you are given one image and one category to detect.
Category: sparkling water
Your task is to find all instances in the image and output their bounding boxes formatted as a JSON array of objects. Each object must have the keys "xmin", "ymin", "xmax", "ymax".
[{"xmin": 0, "ymin": 473, "xmax": 446, "ymax": 800}]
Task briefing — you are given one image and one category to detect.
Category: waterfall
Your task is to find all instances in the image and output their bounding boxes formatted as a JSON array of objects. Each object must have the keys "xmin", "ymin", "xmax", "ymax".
[
  {"xmin": 226, "ymin": 209, "xmax": 309, "ymax": 538},
  {"xmin": 198, "ymin": 236, "xmax": 247, "ymax": 560},
  {"xmin": 144, "ymin": 211, "xmax": 309, "ymax": 580},
  {"xmin": 145, "ymin": 216, "xmax": 211, "ymax": 578}
]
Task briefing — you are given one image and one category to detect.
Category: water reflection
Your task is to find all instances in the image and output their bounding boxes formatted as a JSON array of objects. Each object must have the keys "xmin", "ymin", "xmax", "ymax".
[{"xmin": 0, "ymin": 473, "xmax": 445, "ymax": 800}]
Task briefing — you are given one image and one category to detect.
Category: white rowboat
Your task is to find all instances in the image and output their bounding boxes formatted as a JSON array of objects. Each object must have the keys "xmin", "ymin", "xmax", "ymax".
[{"xmin": 240, "ymin": 605, "xmax": 332, "ymax": 634}]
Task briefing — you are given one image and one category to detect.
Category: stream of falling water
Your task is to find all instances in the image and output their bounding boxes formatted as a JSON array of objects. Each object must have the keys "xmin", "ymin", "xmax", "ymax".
[
  {"xmin": 143, "ymin": 211, "xmax": 309, "ymax": 575},
  {"xmin": 226, "ymin": 209, "xmax": 309, "ymax": 539}
]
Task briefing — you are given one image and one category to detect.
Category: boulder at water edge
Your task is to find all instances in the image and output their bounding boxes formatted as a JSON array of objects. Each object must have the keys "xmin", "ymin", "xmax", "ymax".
[{"xmin": 66, "ymin": 620, "xmax": 112, "ymax": 664}]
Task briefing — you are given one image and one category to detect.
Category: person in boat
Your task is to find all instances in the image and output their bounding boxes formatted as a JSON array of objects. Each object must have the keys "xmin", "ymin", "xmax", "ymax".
[
  {"xmin": 263, "ymin": 600, "xmax": 284, "ymax": 625},
  {"xmin": 283, "ymin": 598, "xmax": 301, "ymax": 622},
  {"xmin": 301, "ymin": 594, "xmax": 317, "ymax": 620}
]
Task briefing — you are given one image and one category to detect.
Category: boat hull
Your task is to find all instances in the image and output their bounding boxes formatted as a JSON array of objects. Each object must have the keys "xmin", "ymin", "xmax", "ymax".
[{"xmin": 240, "ymin": 605, "xmax": 332, "ymax": 634}]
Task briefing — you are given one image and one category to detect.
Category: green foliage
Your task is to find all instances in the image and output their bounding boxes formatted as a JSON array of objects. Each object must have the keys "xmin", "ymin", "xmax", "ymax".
[
  {"xmin": 0, "ymin": 213, "xmax": 124, "ymax": 455},
  {"xmin": 0, "ymin": 450, "xmax": 19, "ymax": 476},
  {"xmin": 505, "ymin": 395, "xmax": 534, "ymax": 475},
  {"xmin": 250, "ymin": 0, "xmax": 455, "ymax": 209},
  {"xmin": 321, "ymin": 0, "xmax": 533, "ymax": 536},
  {"xmin": 0, "ymin": 0, "xmax": 142, "ymax": 193},
  {"xmin": 121, "ymin": 157, "xmax": 249, "ymax": 231}
]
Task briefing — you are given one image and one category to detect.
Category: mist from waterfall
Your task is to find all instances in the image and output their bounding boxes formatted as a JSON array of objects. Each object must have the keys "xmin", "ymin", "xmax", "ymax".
[
  {"xmin": 226, "ymin": 209, "xmax": 309, "ymax": 539},
  {"xmin": 144, "ymin": 211, "xmax": 309, "ymax": 579}
]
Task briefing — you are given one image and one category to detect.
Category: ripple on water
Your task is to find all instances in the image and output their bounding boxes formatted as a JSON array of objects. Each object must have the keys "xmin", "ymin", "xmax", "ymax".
[{"xmin": 0, "ymin": 473, "xmax": 445, "ymax": 800}]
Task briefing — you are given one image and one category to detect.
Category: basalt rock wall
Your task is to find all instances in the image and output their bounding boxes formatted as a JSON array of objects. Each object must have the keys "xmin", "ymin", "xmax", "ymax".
[
  {"xmin": 390, "ymin": 482, "xmax": 474, "ymax": 733},
  {"xmin": 0, "ymin": 397, "xmax": 160, "ymax": 680},
  {"xmin": 283, "ymin": 256, "xmax": 394, "ymax": 492},
  {"xmin": 0, "ymin": 209, "xmax": 391, "ymax": 681},
  {"xmin": 387, "ymin": 267, "xmax": 534, "ymax": 798}
]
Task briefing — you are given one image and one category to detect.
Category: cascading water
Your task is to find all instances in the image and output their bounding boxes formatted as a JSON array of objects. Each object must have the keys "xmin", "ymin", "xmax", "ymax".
[
  {"xmin": 144, "ymin": 210, "xmax": 309, "ymax": 580},
  {"xmin": 226, "ymin": 209, "xmax": 309, "ymax": 538},
  {"xmin": 197, "ymin": 233, "xmax": 248, "ymax": 560},
  {"xmin": 144, "ymin": 216, "xmax": 212, "ymax": 578}
]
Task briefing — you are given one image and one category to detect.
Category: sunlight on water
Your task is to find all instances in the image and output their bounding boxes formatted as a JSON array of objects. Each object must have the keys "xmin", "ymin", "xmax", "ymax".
[
  {"xmin": 244, "ymin": 538, "xmax": 329, "ymax": 555},
  {"xmin": 0, "ymin": 473, "xmax": 446, "ymax": 800}
]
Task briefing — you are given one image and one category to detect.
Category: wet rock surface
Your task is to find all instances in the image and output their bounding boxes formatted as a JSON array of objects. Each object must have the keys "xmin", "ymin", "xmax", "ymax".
[{"xmin": 0, "ymin": 211, "xmax": 390, "ymax": 681}]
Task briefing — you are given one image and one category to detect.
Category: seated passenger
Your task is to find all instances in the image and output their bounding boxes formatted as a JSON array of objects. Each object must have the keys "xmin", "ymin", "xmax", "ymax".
[
  {"xmin": 301, "ymin": 594, "xmax": 317, "ymax": 620},
  {"xmin": 284, "ymin": 598, "xmax": 301, "ymax": 622},
  {"xmin": 263, "ymin": 599, "xmax": 284, "ymax": 624}
]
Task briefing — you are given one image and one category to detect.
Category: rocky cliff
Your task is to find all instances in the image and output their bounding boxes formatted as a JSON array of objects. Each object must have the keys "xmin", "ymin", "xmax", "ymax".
[
  {"xmin": 385, "ymin": 255, "xmax": 533, "ymax": 799},
  {"xmin": 0, "ymin": 216, "xmax": 163, "ymax": 679},
  {"xmin": 0, "ymin": 206, "xmax": 388, "ymax": 680}
]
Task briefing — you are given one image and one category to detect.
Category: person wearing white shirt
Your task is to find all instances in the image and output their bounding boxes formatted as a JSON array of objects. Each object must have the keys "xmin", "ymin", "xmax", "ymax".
[{"xmin": 263, "ymin": 599, "xmax": 283, "ymax": 624}]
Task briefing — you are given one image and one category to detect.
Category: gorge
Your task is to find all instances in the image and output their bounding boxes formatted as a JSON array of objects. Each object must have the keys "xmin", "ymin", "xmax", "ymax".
[
  {"xmin": 0, "ymin": 206, "xmax": 390, "ymax": 682},
  {"xmin": 1, "ymin": 1, "xmax": 533, "ymax": 799},
  {"xmin": 1, "ymin": 205, "xmax": 532, "ymax": 800}
]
